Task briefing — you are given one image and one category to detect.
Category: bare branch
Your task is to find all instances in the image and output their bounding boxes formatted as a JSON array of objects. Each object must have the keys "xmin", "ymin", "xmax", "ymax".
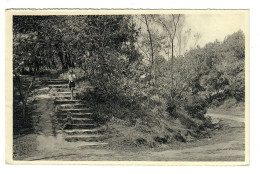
[
  {"xmin": 154, "ymin": 16, "xmax": 173, "ymax": 41},
  {"xmin": 136, "ymin": 41, "xmax": 151, "ymax": 60}
]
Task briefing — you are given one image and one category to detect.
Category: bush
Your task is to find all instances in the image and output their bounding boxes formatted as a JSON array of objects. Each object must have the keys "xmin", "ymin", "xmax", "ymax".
[{"xmin": 183, "ymin": 94, "xmax": 208, "ymax": 120}]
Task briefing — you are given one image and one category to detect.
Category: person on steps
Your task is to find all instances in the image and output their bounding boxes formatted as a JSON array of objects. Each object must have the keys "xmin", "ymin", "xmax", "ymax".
[{"xmin": 68, "ymin": 69, "xmax": 76, "ymax": 100}]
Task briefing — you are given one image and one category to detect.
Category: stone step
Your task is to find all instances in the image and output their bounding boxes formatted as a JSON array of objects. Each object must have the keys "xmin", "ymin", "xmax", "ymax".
[
  {"xmin": 52, "ymin": 85, "xmax": 93, "ymax": 91},
  {"xmin": 54, "ymin": 94, "xmax": 77, "ymax": 98},
  {"xmin": 59, "ymin": 118, "xmax": 94, "ymax": 124},
  {"xmin": 58, "ymin": 108, "xmax": 91, "ymax": 113},
  {"xmin": 47, "ymin": 79, "xmax": 67, "ymax": 82},
  {"xmin": 64, "ymin": 134, "xmax": 103, "ymax": 142},
  {"xmin": 56, "ymin": 91, "xmax": 79, "ymax": 94},
  {"xmin": 60, "ymin": 117, "xmax": 94, "ymax": 121},
  {"xmin": 56, "ymin": 113, "xmax": 94, "ymax": 119},
  {"xmin": 78, "ymin": 142, "xmax": 108, "ymax": 147},
  {"xmin": 72, "ymin": 118, "xmax": 94, "ymax": 124},
  {"xmin": 63, "ymin": 128, "xmax": 103, "ymax": 135},
  {"xmin": 64, "ymin": 124, "xmax": 96, "ymax": 129},
  {"xmin": 55, "ymin": 96, "xmax": 79, "ymax": 100},
  {"xmin": 47, "ymin": 81, "xmax": 68, "ymax": 84},
  {"xmin": 48, "ymin": 84, "xmax": 68, "ymax": 88},
  {"xmin": 53, "ymin": 91, "xmax": 79, "ymax": 95},
  {"xmin": 54, "ymin": 100, "xmax": 81, "ymax": 104},
  {"xmin": 57, "ymin": 112, "xmax": 93, "ymax": 116},
  {"xmin": 58, "ymin": 104, "xmax": 87, "ymax": 109},
  {"xmin": 54, "ymin": 88, "xmax": 79, "ymax": 92}
]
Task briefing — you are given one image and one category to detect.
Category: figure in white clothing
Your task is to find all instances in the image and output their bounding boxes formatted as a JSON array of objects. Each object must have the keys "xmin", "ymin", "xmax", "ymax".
[{"xmin": 68, "ymin": 69, "xmax": 76, "ymax": 100}]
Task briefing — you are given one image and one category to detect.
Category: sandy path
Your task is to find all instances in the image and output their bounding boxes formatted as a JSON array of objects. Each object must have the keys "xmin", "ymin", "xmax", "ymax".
[
  {"xmin": 206, "ymin": 113, "xmax": 244, "ymax": 123},
  {"xmin": 14, "ymin": 86, "xmax": 245, "ymax": 161}
]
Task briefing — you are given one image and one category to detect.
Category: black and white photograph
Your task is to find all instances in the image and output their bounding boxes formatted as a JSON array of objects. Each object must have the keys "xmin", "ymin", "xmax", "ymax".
[{"xmin": 6, "ymin": 10, "xmax": 249, "ymax": 164}]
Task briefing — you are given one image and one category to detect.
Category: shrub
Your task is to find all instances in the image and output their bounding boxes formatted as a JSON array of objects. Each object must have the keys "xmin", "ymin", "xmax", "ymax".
[{"xmin": 183, "ymin": 94, "xmax": 208, "ymax": 120}]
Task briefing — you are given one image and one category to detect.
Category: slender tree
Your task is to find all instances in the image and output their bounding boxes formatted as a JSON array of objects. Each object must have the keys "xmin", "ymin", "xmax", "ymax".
[{"xmin": 154, "ymin": 14, "xmax": 184, "ymax": 101}]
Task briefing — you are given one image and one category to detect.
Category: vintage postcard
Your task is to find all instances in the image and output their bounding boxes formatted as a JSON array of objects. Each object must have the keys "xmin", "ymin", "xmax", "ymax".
[{"xmin": 5, "ymin": 9, "xmax": 249, "ymax": 165}]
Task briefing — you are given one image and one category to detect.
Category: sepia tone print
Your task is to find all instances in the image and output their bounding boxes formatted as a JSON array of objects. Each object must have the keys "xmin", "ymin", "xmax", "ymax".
[{"xmin": 6, "ymin": 10, "xmax": 249, "ymax": 165}]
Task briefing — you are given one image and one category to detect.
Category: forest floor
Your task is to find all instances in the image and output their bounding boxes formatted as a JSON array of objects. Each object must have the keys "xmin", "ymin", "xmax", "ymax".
[{"xmin": 12, "ymin": 85, "xmax": 245, "ymax": 162}]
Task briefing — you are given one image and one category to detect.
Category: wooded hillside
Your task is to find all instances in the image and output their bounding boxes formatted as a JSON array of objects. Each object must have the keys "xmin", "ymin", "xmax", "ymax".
[{"xmin": 13, "ymin": 15, "xmax": 245, "ymax": 146}]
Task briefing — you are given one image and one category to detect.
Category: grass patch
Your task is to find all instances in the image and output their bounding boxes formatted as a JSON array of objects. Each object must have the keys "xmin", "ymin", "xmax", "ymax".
[{"xmin": 207, "ymin": 98, "xmax": 245, "ymax": 116}]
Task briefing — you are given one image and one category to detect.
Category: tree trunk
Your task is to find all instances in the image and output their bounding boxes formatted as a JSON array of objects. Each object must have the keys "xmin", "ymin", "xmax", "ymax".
[
  {"xmin": 22, "ymin": 102, "xmax": 27, "ymax": 126},
  {"xmin": 144, "ymin": 15, "xmax": 154, "ymax": 86},
  {"xmin": 171, "ymin": 39, "xmax": 174, "ymax": 101},
  {"xmin": 14, "ymin": 73, "xmax": 34, "ymax": 126}
]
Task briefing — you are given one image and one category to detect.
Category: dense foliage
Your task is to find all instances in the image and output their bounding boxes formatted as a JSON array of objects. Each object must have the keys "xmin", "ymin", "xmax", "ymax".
[{"xmin": 163, "ymin": 30, "xmax": 245, "ymax": 120}]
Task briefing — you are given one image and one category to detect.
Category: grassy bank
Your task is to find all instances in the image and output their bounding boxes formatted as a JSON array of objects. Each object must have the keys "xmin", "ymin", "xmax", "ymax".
[
  {"xmin": 73, "ymin": 79, "xmax": 215, "ymax": 150},
  {"xmin": 207, "ymin": 98, "xmax": 245, "ymax": 116}
]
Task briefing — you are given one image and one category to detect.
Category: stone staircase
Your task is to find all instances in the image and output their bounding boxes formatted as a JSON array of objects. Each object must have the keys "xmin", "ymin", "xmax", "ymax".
[{"xmin": 47, "ymin": 78, "xmax": 108, "ymax": 147}]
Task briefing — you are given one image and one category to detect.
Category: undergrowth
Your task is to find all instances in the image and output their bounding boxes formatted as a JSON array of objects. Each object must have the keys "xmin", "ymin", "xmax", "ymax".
[{"xmin": 75, "ymin": 79, "xmax": 216, "ymax": 149}]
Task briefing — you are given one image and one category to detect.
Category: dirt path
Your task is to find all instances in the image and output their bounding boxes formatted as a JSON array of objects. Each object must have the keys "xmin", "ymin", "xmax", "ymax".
[
  {"xmin": 21, "ymin": 117, "xmax": 244, "ymax": 161},
  {"xmin": 206, "ymin": 113, "xmax": 244, "ymax": 123},
  {"xmin": 142, "ymin": 112, "xmax": 245, "ymax": 161},
  {"xmin": 143, "ymin": 128, "xmax": 244, "ymax": 161},
  {"xmin": 13, "ymin": 86, "xmax": 245, "ymax": 161},
  {"xmin": 23, "ymin": 124, "xmax": 244, "ymax": 161},
  {"xmin": 15, "ymin": 111, "xmax": 245, "ymax": 161}
]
